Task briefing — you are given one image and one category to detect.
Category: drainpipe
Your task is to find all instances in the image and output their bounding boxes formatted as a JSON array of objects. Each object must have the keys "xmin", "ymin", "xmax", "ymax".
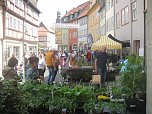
[
  {"xmin": 22, "ymin": 0, "xmax": 30, "ymax": 82},
  {"xmin": 130, "ymin": 0, "xmax": 133, "ymax": 55},
  {"xmin": 113, "ymin": 0, "xmax": 116, "ymax": 37},
  {"xmin": 143, "ymin": 0, "xmax": 147, "ymax": 66}
]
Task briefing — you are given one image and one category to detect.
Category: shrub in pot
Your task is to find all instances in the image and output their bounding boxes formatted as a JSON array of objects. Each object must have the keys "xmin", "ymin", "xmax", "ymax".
[{"xmin": 119, "ymin": 54, "xmax": 146, "ymax": 112}]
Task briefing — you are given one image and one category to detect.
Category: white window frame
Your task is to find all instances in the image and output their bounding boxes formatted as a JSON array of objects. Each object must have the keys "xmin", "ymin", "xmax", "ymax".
[
  {"xmin": 132, "ymin": 1, "xmax": 137, "ymax": 21},
  {"xmin": 9, "ymin": 16, "xmax": 13, "ymax": 28},
  {"xmin": 121, "ymin": 6, "xmax": 129, "ymax": 25},
  {"xmin": 116, "ymin": 13, "xmax": 120, "ymax": 28},
  {"xmin": 13, "ymin": 18, "xmax": 17, "ymax": 30}
]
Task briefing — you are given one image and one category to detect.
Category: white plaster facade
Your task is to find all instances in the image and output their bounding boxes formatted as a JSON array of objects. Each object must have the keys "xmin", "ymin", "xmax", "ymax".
[
  {"xmin": 2, "ymin": 0, "xmax": 40, "ymax": 66},
  {"xmin": 115, "ymin": 0, "xmax": 144, "ymax": 54}
]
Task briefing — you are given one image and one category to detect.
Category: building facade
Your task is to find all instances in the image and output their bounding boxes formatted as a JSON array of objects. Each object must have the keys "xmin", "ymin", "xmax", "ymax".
[
  {"xmin": 38, "ymin": 22, "xmax": 55, "ymax": 51},
  {"xmin": 77, "ymin": 1, "xmax": 90, "ymax": 53},
  {"xmin": 115, "ymin": 0, "xmax": 144, "ymax": 55},
  {"xmin": 0, "ymin": 1, "xmax": 3, "ymax": 77},
  {"xmin": 3, "ymin": 0, "xmax": 40, "ymax": 66},
  {"xmin": 99, "ymin": 0, "xmax": 114, "ymax": 43},
  {"xmin": 61, "ymin": 28, "xmax": 68, "ymax": 51},
  {"xmin": 87, "ymin": 2, "xmax": 100, "ymax": 43},
  {"xmin": 55, "ymin": 1, "xmax": 90, "ymax": 52}
]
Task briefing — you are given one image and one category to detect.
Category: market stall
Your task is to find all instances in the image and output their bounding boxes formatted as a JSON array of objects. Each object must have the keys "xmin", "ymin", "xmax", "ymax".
[{"xmin": 91, "ymin": 36, "xmax": 122, "ymax": 50}]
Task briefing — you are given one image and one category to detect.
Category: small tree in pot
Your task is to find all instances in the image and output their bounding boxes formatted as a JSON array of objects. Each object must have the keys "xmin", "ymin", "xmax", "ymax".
[{"xmin": 120, "ymin": 54, "xmax": 146, "ymax": 113}]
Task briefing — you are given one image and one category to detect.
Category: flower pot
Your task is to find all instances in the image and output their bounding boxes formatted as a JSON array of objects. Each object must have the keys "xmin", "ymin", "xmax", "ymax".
[
  {"xmin": 125, "ymin": 98, "xmax": 137, "ymax": 112},
  {"xmin": 62, "ymin": 108, "xmax": 67, "ymax": 114},
  {"xmin": 74, "ymin": 108, "xmax": 87, "ymax": 114}
]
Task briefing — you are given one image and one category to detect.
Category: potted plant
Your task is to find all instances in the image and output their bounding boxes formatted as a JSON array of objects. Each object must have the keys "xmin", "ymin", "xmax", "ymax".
[{"xmin": 120, "ymin": 54, "xmax": 146, "ymax": 113}]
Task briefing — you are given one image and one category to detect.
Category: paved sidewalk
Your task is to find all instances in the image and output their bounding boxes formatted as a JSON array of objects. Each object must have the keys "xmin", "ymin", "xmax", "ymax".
[
  {"xmin": 44, "ymin": 69, "xmax": 63, "ymax": 83},
  {"xmin": 44, "ymin": 60, "xmax": 69, "ymax": 83}
]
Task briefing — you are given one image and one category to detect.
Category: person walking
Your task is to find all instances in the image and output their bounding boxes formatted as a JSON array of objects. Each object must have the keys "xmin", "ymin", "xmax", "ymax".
[
  {"xmin": 95, "ymin": 46, "xmax": 109, "ymax": 85},
  {"xmin": 69, "ymin": 51, "xmax": 77, "ymax": 68},
  {"xmin": 60, "ymin": 51, "xmax": 66, "ymax": 69},
  {"xmin": 38, "ymin": 54, "xmax": 46, "ymax": 81},
  {"xmin": 45, "ymin": 49, "xmax": 55, "ymax": 85},
  {"xmin": 53, "ymin": 50, "xmax": 60, "ymax": 82},
  {"xmin": 86, "ymin": 49, "xmax": 92, "ymax": 66}
]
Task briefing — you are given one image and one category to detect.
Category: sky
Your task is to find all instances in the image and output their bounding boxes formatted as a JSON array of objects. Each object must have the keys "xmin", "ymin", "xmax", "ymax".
[{"xmin": 37, "ymin": 0, "xmax": 88, "ymax": 27}]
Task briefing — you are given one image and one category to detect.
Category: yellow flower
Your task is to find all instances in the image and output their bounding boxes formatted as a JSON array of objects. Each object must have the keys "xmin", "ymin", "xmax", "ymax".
[{"xmin": 97, "ymin": 95, "xmax": 110, "ymax": 100}]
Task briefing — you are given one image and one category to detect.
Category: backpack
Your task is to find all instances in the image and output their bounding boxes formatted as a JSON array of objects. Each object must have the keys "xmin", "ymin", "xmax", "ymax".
[{"xmin": 45, "ymin": 51, "xmax": 54, "ymax": 67}]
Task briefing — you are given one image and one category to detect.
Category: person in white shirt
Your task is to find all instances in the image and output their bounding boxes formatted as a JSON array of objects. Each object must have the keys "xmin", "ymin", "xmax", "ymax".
[{"xmin": 38, "ymin": 54, "xmax": 46, "ymax": 80}]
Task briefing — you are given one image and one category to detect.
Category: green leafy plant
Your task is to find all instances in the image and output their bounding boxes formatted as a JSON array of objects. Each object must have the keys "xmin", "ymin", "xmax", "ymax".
[
  {"xmin": 0, "ymin": 80, "xmax": 27, "ymax": 114},
  {"xmin": 120, "ymin": 54, "xmax": 146, "ymax": 98}
]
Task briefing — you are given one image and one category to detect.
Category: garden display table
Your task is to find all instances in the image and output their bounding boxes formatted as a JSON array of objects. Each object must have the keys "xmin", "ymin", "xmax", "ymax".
[{"xmin": 62, "ymin": 67, "xmax": 93, "ymax": 82}]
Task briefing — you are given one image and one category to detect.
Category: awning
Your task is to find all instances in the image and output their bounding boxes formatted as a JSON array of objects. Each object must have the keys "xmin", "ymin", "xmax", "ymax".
[
  {"xmin": 108, "ymin": 34, "xmax": 130, "ymax": 47},
  {"xmin": 91, "ymin": 36, "xmax": 122, "ymax": 50}
]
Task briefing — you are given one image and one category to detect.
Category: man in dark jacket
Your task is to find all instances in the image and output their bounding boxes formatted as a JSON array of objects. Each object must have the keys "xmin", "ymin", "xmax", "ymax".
[{"xmin": 95, "ymin": 46, "xmax": 109, "ymax": 84}]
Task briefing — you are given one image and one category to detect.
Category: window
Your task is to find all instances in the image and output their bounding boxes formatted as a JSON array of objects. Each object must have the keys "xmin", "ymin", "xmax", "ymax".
[
  {"xmin": 72, "ymin": 32, "xmax": 77, "ymax": 38},
  {"xmin": 116, "ymin": 0, "xmax": 119, "ymax": 3},
  {"xmin": 13, "ymin": 18, "xmax": 17, "ymax": 29},
  {"xmin": 121, "ymin": 6, "xmax": 129, "ymax": 25},
  {"xmin": 106, "ymin": 16, "xmax": 114, "ymax": 32},
  {"xmin": 17, "ymin": 20, "xmax": 20, "ymax": 30},
  {"xmin": 15, "ymin": 0, "xmax": 18, "ymax": 6},
  {"xmin": 111, "ymin": 0, "xmax": 113, "ymax": 7},
  {"xmin": 100, "ymin": 8, "xmax": 105, "ymax": 20},
  {"xmin": 111, "ymin": 16, "xmax": 114, "ymax": 30},
  {"xmin": 84, "ymin": 29, "xmax": 87, "ymax": 36},
  {"xmin": 133, "ymin": 40, "xmax": 140, "ymax": 55},
  {"xmin": 106, "ymin": 0, "xmax": 110, "ymax": 11},
  {"xmin": 72, "ymin": 43, "xmax": 77, "ymax": 50},
  {"xmin": 106, "ymin": 0, "xmax": 113, "ymax": 11},
  {"xmin": 132, "ymin": 1, "xmax": 137, "ymax": 21},
  {"xmin": 9, "ymin": 17, "xmax": 12, "ymax": 28},
  {"xmin": 70, "ymin": 14, "xmax": 73, "ymax": 20},
  {"xmin": 84, "ymin": 17, "xmax": 87, "ymax": 24},
  {"xmin": 13, "ymin": 46, "xmax": 20, "ymax": 59},
  {"xmin": 100, "ymin": 24, "xmax": 105, "ymax": 35},
  {"xmin": 19, "ymin": 0, "xmax": 22, "ymax": 8},
  {"xmin": 116, "ymin": 13, "xmax": 120, "ymax": 28}
]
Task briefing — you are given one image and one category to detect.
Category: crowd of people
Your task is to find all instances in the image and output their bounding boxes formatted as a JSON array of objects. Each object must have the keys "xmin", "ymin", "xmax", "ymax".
[
  {"xmin": 1, "ymin": 49, "xmax": 91, "ymax": 84},
  {"xmin": 1, "ymin": 46, "xmax": 125, "ymax": 85}
]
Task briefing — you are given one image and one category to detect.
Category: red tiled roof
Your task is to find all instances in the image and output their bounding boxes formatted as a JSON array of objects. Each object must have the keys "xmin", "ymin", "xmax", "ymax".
[
  {"xmin": 77, "ymin": 1, "xmax": 91, "ymax": 19},
  {"xmin": 64, "ymin": 1, "xmax": 90, "ymax": 17}
]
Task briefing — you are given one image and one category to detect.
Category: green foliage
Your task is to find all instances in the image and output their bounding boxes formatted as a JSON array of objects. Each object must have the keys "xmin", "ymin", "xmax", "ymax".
[
  {"xmin": 0, "ymin": 80, "xmax": 126, "ymax": 113},
  {"xmin": 120, "ymin": 54, "xmax": 146, "ymax": 98},
  {"xmin": 83, "ymin": 99, "xmax": 103, "ymax": 114},
  {"xmin": 63, "ymin": 68, "xmax": 93, "ymax": 82},
  {"xmin": 109, "ymin": 54, "xmax": 119, "ymax": 64},
  {"xmin": 0, "ymin": 80, "xmax": 27, "ymax": 114},
  {"xmin": 102, "ymin": 101, "xmax": 125, "ymax": 114}
]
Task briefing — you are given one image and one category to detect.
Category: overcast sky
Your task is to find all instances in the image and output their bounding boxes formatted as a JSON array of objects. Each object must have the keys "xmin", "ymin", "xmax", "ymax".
[{"xmin": 37, "ymin": 0, "xmax": 88, "ymax": 27}]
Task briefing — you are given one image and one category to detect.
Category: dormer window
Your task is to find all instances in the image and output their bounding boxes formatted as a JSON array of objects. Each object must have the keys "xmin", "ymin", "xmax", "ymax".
[
  {"xmin": 73, "ymin": 14, "xmax": 75, "ymax": 19},
  {"xmin": 64, "ymin": 17, "xmax": 67, "ymax": 22},
  {"xmin": 70, "ymin": 14, "xmax": 73, "ymax": 20}
]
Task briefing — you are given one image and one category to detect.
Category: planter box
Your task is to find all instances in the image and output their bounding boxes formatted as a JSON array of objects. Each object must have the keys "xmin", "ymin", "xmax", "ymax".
[{"xmin": 62, "ymin": 68, "xmax": 93, "ymax": 82}]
